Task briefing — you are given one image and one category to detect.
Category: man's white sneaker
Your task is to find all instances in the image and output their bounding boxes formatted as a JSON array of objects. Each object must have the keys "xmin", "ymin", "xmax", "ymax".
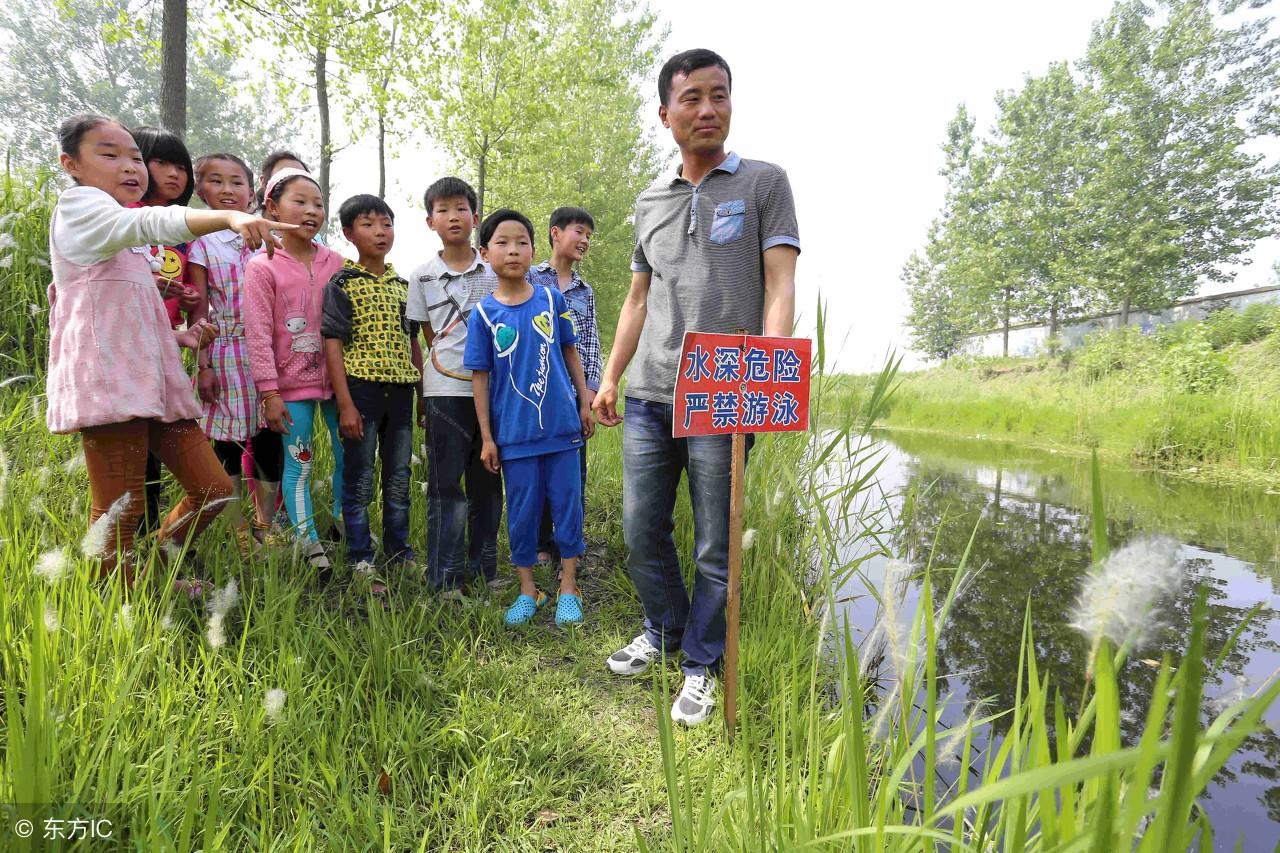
[
  {"xmin": 606, "ymin": 633, "xmax": 662, "ymax": 675},
  {"xmin": 671, "ymin": 674, "xmax": 717, "ymax": 727}
]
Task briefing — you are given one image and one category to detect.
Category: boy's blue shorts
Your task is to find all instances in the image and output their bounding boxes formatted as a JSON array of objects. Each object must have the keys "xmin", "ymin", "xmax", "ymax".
[{"xmin": 504, "ymin": 448, "xmax": 584, "ymax": 567}]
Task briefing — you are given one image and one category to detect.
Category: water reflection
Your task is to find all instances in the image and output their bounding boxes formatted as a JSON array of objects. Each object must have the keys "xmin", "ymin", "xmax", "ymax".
[{"xmin": 839, "ymin": 430, "xmax": 1280, "ymax": 847}]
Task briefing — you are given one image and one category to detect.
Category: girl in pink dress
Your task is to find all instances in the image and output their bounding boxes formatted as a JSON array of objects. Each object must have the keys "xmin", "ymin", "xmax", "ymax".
[{"xmin": 47, "ymin": 114, "xmax": 290, "ymax": 587}]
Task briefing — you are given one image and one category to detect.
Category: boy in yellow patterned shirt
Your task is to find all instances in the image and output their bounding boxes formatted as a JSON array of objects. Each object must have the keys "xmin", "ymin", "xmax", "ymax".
[{"xmin": 322, "ymin": 194, "xmax": 424, "ymax": 581}]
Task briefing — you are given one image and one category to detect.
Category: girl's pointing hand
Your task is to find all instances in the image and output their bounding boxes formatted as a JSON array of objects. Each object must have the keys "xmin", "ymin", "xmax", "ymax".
[{"xmin": 226, "ymin": 211, "xmax": 296, "ymax": 259}]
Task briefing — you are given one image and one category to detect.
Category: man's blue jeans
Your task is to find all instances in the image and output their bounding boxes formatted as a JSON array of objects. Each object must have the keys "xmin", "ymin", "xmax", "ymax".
[
  {"xmin": 341, "ymin": 379, "xmax": 415, "ymax": 565},
  {"xmin": 423, "ymin": 396, "xmax": 502, "ymax": 589},
  {"xmin": 622, "ymin": 397, "xmax": 752, "ymax": 677}
]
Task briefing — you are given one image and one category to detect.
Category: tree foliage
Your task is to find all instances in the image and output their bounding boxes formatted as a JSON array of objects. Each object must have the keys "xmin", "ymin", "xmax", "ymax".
[
  {"xmin": 905, "ymin": 0, "xmax": 1280, "ymax": 360},
  {"xmin": 221, "ymin": 0, "xmax": 433, "ymax": 210},
  {"xmin": 0, "ymin": 0, "xmax": 296, "ymax": 168},
  {"xmin": 422, "ymin": 0, "xmax": 665, "ymax": 343}
]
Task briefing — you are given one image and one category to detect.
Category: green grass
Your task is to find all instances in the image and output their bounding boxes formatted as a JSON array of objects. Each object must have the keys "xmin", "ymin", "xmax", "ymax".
[
  {"xmin": 0, "ymin": 396, "xmax": 819, "ymax": 850},
  {"xmin": 834, "ymin": 308, "xmax": 1280, "ymax": 487},
  {"xmin": 2, "ymin": 171, "xmax": 1278, "ymax": 850}
]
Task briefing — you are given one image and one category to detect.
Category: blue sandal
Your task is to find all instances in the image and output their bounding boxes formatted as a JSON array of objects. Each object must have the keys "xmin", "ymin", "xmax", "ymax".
[
  {"xmin": 555, "ymin": 592, "xmax": 584, "ymax": 626},
  {"xmin": 504, "ymin": 590, "xmax": 548, "ymax": 626}
]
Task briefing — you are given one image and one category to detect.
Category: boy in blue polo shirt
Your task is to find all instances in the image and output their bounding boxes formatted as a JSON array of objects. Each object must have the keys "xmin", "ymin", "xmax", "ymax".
[{"xmin": 464, "ymin": 209, "xmax": 595, "ymax": 626}]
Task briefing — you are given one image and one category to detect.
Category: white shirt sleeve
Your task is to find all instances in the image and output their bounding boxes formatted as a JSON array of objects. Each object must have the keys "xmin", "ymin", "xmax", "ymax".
[{"xmin": 51, "ymin": 186, "xmax": 198, "ymax": 266}]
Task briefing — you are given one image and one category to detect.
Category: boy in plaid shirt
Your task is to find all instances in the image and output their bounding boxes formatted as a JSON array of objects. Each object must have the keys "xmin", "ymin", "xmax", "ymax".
[{"xmin": 525, "ymin": 207, "xmax": 601, "ymax": 564}]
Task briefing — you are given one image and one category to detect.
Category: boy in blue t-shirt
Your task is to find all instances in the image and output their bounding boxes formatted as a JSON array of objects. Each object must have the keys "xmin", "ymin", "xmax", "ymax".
[{"xmin": 464, "ymin": 209, "xmax": 595, "ymax": 626}]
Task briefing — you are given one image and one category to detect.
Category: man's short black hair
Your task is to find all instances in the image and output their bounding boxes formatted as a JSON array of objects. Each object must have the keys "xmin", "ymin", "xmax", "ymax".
[
  {"xmin": 547, "ymin": 206, "xmax": 595, "ymax": 249},
  {"xmin": 339, "ymin": 194, "xmax": 395, "ymax": 229},
  {"xmin": 658, "ymin": 49, "xmax": 732, "ymax": 105},
  {"xmin": 424, "ymin": 176, "xmax": 478, "ymax": 214},
  {"xmin": 479, "ymin": 208, "xmax": 535, "ymax": 248}
]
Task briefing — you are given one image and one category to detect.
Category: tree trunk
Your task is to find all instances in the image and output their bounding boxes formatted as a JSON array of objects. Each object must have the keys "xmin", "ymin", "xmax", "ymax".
[
  {"xmin": 1049, "ymin": 303, "xmax": 1059, "ymax": 338},
  {"xmin": 376, "ymin": 21, "xmax": 398, "ymax": 202},
  {"xmin": 160, "ymin": 0, "xmax": 187, "ymax": 136},
  {"xmin": 1002, "ymin": 286, "xmax": 1011, "ymax": 357},
  {"xmin": 314, "ymin": 37, "xmax": 331, "ymax": 212},
  {"xmin": 1120, "ymin": 296, "xmax": 1131, "ymax": 326},
  {"xmin": 477, "ymin": 137, "xmax": 488, "ymax": 228},
  {"xmin": 377, "ymin": 109, "xmax": 386, "ymax": 199}
]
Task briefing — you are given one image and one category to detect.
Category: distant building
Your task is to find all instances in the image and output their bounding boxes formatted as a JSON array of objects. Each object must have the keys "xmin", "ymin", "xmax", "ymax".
[{"xmin": 965, "ymin": 284, "xmax": 1280, "ymax": 358}]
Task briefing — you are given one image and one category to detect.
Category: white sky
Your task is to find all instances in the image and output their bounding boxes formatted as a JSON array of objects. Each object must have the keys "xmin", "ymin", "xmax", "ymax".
[{"xmin": 327, "ymin": 0, "xmax": 1280, "ymax": 374}]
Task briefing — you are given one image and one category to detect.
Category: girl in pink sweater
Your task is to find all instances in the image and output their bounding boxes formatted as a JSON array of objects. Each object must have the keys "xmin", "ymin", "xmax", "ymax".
[
  {"xmin": 47, "ymin": 114, "xmax": 288, "ymax": 587},
  {"xmin": 244, "ymin": 168, "xmax": 345, "ymax": 577}
]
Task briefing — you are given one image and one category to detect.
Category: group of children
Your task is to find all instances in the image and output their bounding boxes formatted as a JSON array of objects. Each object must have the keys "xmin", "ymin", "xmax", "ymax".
[{"xmin": 47, "ymin": 113, "xmax": 603, "ymax": 627}]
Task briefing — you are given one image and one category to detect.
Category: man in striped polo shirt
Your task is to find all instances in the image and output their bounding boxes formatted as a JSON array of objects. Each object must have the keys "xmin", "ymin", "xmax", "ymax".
[{"xmin": 593, "ymin": 48, "xmax": 801, "ymax": 726}]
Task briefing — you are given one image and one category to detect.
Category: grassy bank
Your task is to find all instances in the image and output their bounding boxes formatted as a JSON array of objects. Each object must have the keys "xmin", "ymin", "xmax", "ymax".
[
  {"xmin": 838, "ymin": 306, "xmax": 1280, "ymax": 487},
  {"xmin": 0, "ymin": 385, "xmax": 820, "ymax": 850}
]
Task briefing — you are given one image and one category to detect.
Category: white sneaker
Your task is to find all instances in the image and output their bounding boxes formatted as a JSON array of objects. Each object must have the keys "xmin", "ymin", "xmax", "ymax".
[
  {"xmin": 606, "ymin": 633, "xmax": 662, "ymax": 675},
  {"xmin": 671, "ymin": 674, "xmax": 717, "ymax": 726}
]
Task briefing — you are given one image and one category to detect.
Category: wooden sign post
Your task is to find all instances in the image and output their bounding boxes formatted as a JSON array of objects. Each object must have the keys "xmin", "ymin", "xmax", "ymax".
[{"xmin": 672, "ymin": 331, "xmax": 812, "ymax": 736}]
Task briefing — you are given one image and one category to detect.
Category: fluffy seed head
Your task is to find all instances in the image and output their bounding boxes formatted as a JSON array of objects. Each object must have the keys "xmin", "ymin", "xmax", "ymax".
[
  {"xmin": 207, "ymin": 614, "xmax": 227, "ymax": 648},
  {"xmin": 80, "ymin": 493, "xmax": 132, "ymax": 558},
  {"xmin": 207, "ymin": 578, "xmax": 240, "ymax": 618},
  {"xmin": 34, "ymin": 548, "xmax": 70, "ymax": 584},
  {"xmin": 1070, "ymin": 537, "xmax": 1184, "ymax": 650},
  {"xmin": 264, "ymin": 688, "xmax": 287, "ymax": 722},
  {"xmin": 206, "ymin": 579, "xmax": 240, "ymax": 650}
]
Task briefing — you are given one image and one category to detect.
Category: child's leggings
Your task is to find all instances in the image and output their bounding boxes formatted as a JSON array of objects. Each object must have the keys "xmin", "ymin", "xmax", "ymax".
[
  {"xmin": 81, "ymin": 418, "xmax": 233, "ymax": 581},
  {"xmin": 281, "ymin": 399, "xmax": 344, "ymax": 542}
]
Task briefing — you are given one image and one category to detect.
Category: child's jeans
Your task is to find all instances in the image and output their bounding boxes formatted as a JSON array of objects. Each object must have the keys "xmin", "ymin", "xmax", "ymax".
[
  {"xmin": 81, "ymin": 418, "xmax": 233, "ymax": 580},
  {"xmin": 282, "ymin": 398, "xmax": 344, "ymax": 543},
  {"xmin": 422, "ymin": 396, "xmax": 502, "ymax": 590},
  {"xmin": 504, "ymin": 447, "xmax": 585, "ymax": 568},
  {"xmin": 341, "ymin": 379, "xmax": 416, "ymax": 565},
  {"xmin": 537, "ymin": 446, "xmax": 587, "ymax": 559}
]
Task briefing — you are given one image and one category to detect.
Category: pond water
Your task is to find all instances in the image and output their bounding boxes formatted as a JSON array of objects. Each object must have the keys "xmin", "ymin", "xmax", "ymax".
[{"xmin": 832, "ymin": 429, "xmax": 1280, "ymax": 851}]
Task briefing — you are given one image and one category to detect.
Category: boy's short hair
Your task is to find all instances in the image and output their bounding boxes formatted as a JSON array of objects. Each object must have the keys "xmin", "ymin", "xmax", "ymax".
[
  {"xmin": 547, "ymin": 206, "xmax": 595, "ymax": 249},
  {"xmin": 479, "ymin": 208, "xmax": 535, "ymax": 248},
  {"xmin": 424, "ymin": 177, "xmax": 478, "ymax": 214},
  {"xmin": 658, "ymin": 49, "xmax": 732, "ymax": 105},
  {"xmin": 339, "ymin": 193, "xmax": 396, "ymax": 229}
]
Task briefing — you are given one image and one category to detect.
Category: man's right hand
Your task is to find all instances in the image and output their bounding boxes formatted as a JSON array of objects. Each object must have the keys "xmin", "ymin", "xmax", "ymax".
[{"xmin": 592, "ymin": 380, "xmax": 622, "ymax": 427}]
